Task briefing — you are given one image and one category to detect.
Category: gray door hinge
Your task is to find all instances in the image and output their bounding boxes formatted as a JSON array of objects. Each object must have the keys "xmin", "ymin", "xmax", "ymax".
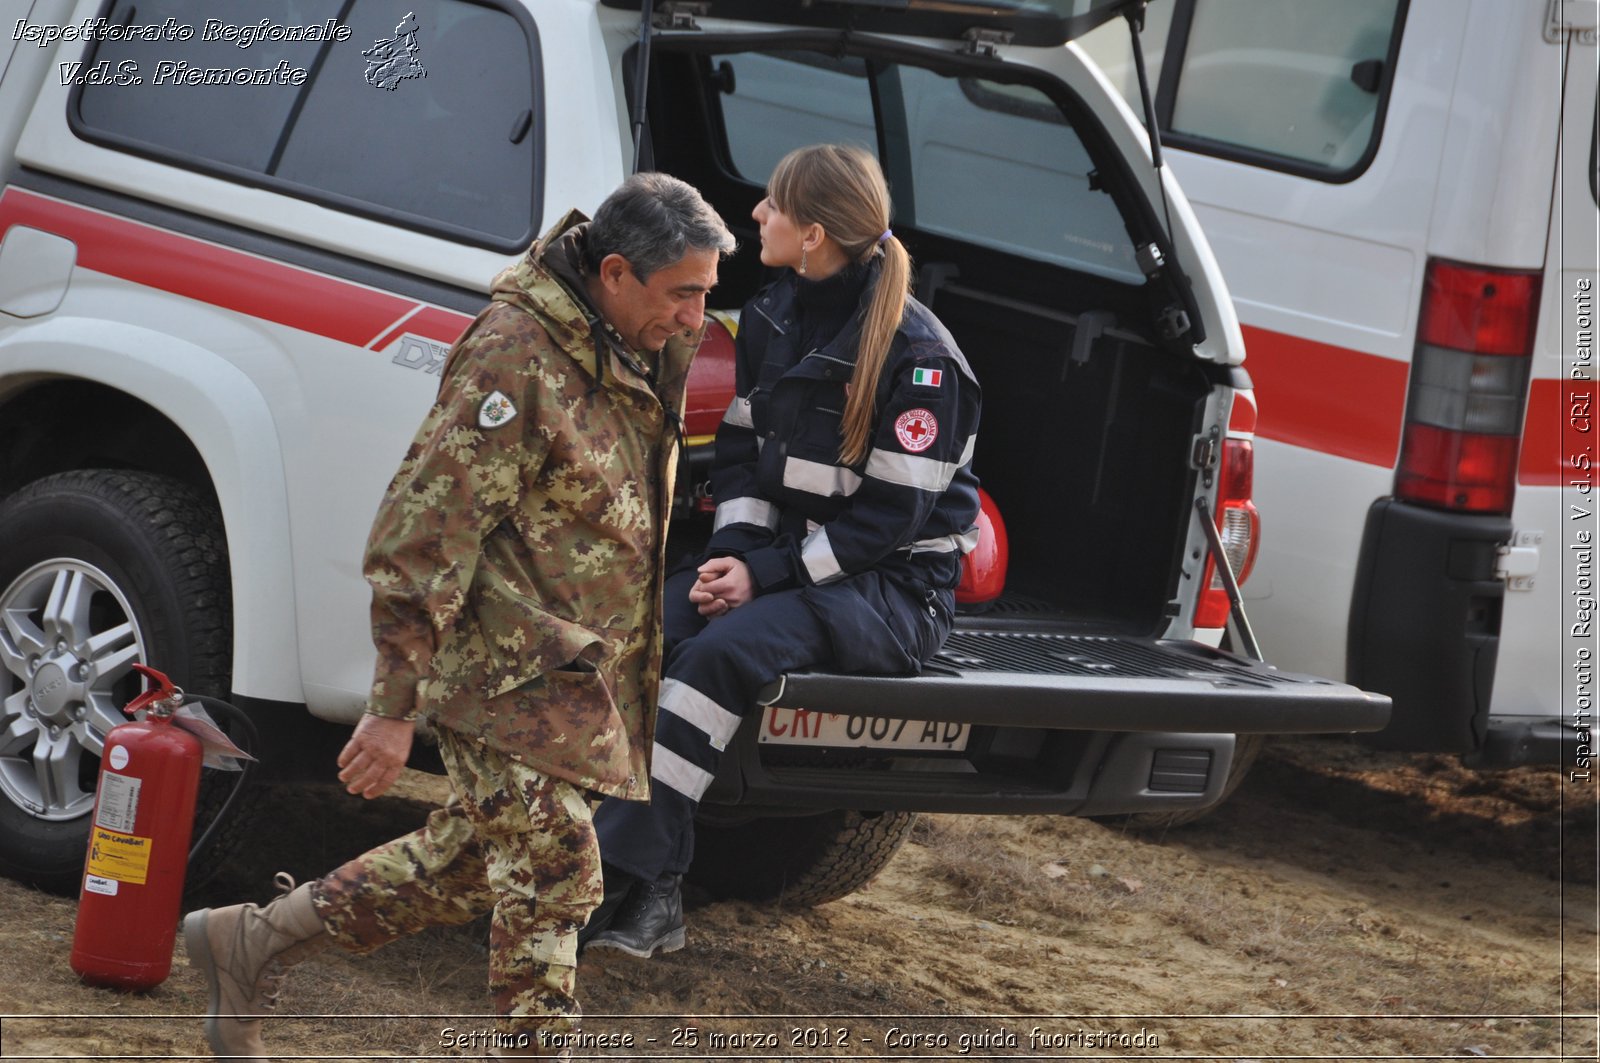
[
  {"xmin": 1496, "ymin": 529, "xmax": 1543, "ymax": 590},
  {"xmin": 1546, "ymin": 0, "xmax": 1599, "ymax": 43},
  {"xmin": 961, "ymin": 28, "xmax": 1013, "ymax": 57},
  {"xmin": 655, "ymin": 2, "xmax": 708, "ymax": 31}
]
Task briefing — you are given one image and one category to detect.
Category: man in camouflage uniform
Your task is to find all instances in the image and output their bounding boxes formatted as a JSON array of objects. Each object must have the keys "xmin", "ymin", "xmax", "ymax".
[{"xmin": 183, "ymin": 173, "xmax": 734, "ymax": 1059}]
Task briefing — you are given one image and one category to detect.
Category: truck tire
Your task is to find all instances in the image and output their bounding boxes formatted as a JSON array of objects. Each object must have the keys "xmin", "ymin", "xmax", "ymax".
[
  {"xmin": 0, "ymin": 470, "xmax": 232, "ymax": 892},
  {"xmin": 1108, "ymin": 733, "xmax": 1266, "ymax": 831},
  {"xmin": 688, "ymin": 809, "xmax": 916, "ymax": 907}
]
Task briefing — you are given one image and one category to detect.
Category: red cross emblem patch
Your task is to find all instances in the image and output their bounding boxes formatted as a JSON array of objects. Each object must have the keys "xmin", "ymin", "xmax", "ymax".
[{"xmin": 894, "ymin": 408, "xmax": 938, "ymax": 453}]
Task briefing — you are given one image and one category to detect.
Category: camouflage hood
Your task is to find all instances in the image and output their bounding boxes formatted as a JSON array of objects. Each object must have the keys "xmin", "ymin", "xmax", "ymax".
[{"xmin": 489, "ymin": 209, "xmax": 619, "ymax": 382}]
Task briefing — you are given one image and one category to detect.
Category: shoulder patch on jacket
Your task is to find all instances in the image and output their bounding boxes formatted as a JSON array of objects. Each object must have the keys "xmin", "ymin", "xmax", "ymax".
[
  {"xmin": 479, "ymin": 391, "xmax": 518, "ymax": 428},
  {"xmin": 895, "ymin": 408, "xmax": 938, "ymax": 452}
]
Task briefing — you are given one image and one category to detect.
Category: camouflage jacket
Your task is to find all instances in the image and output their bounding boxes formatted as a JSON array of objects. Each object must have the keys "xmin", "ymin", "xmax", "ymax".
[{"xmin": 362, "ymin": 209, "xmax": 698, "ymax": 800}]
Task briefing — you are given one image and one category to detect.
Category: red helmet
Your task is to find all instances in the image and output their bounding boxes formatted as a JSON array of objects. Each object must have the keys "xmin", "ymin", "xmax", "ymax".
[{"xmin": 956, "ymin": 488, "xmax": 1008, "ymax": 606}]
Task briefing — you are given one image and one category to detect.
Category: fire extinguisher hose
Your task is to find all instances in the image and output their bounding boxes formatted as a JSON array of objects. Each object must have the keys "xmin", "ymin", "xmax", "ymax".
[{"xmin": 182, "ymin": 694, "xmax": 261, "ymax": 869}]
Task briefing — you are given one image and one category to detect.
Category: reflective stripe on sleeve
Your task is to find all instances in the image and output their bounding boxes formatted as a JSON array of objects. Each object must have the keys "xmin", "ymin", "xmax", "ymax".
[
  {"xmin": 651, "ymin": 741, "xmax": 715, "ymax": 800},
  {"xmin": 713, "ymin": 496, "xmax": 779, "ymax": 532},
  {"xmin": 658, "ymin": 678, "xmax": 742, "ymax": 751},
  {"xmin": 864, "ymin": 434, "xmax": 976, "ymax": 492},
  {"xmin": 783, "ymin": 456, "xmax": 863, "ymax": 498},
  {"xmin": 908, "ymin": 525, "xmax": 982, "ymax": 555},
  {"xmin": 801, "ymin": 526, "xmax": 845, "ymax": 584},
  {"xmin": 722, "ymin": 395, "xmax": 754, "ymax": 430}
]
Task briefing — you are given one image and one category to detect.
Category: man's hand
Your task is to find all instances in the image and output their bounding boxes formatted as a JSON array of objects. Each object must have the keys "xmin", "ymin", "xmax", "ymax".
[
  {"xmin": 690, "ymin": 556, "xmax": 754, "ymax": 616},
  {"xmin": 337, "ymin": 713, "xmax": 414, "ymax": 799}
]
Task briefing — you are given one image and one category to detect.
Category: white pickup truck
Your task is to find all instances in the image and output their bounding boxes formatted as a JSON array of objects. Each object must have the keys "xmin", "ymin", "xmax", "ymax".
[{"xmin": 0, "ymin": 0, "xmax": 1387, "ymax": 900}]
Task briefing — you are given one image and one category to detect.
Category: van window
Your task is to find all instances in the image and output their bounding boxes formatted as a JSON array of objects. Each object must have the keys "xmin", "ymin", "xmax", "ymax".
[
  {"xmin": 1077, "ymin": 0, "xmax": 1176, "ymax": 109},
  {"xmin": 1169, "ymin": 0, "xmax": 1400, "ymax": 170},
  {"xmin": 71, "ymin": 0, "xmax": 540, "ymax": 250},
  {"xmin": 1080, "ymin": 0, "xmax": 1405, "ymax": 180},
  {"xmin": 714, "ymin": 52, "xmax": 1142, "ymax": 282}
]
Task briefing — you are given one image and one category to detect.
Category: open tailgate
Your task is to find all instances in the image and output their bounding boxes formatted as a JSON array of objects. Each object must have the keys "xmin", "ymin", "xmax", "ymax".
[{"xmin": 760, "ymin": 623, "xmax": 1391, "ymax": 735}]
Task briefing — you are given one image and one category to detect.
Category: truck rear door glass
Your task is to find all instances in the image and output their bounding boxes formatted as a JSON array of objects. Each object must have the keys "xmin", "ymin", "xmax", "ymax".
[
  {"xmin": 719, "ymin": 52, "xmax": 878, "ymax": 179},
  {"xmin": 712, "ymin": 51, "xmax": 1142, "ymax": 282},
  {"xmin": 904, "ymin": 70, "xmax": 1141, "ymax": 281}
]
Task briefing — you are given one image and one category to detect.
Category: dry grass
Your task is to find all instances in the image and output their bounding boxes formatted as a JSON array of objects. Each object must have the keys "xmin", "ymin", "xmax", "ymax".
[
  {"xmin": 912, "ymin": 812, "xmax": 1344, "ymax": 966},
  {"xmin": 907, "ymin": 806, "xmax": 1579, "ymax": 1027}
]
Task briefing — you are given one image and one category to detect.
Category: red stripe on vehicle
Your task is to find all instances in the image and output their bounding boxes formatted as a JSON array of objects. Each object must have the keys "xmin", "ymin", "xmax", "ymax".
[
  {"xmin": 1241, "ymin": 325, "xmax": 1407, "ymax": 467},
  {"xmin": 367, "ymin": 306, "xmax": 422, "ymax": 350},
  {"xmin": 369, "ymin": 305, "xmax": 473, "ymax": 352},
  {"xmin": 398, "ymin": 305, "xmax": 474, "ymax": 347},
  {"xmin": 0, "ymin": 187, "xmax": 414, "ymax": 347},
  {"xmin": 1519, "ymin": 377, "xmax": 1597, "ymax": 485}
]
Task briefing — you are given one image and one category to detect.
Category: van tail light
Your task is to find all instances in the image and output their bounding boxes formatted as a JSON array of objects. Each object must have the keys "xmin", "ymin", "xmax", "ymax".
[
  {"xmin": 1194, "ymin": 438, "xmax": 1260, "ymax": 630},
  {"xmin": 1394, "ymin": 259, "xmax": 1541, "ymax": 514}
]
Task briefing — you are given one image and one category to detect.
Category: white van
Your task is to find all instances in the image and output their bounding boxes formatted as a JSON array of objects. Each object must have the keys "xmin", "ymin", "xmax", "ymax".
[{"xmin": 1082, "ymin": 0, "xmax": 1599, "ymax": 767}]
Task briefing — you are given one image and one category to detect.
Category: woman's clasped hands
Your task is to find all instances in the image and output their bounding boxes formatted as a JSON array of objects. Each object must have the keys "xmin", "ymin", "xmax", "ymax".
[{"xmin": 689, "ymin": 555, "xmax": 754, "ymax": 617}]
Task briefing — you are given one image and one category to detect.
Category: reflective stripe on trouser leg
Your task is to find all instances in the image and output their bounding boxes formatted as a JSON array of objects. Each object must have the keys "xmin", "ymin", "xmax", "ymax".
[
  {"xmin": 311, "ymin": 729, "xmax": 603, "ymax": 1040},
  {"xmin": 594, "ymin": 585, "xmax": 838, "ymax": 880}
]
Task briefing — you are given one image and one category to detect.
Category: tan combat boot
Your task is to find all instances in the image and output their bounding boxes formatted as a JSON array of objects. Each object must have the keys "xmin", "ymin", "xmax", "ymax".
[{"xmin": 182, "ymin": 872, "xmax": 331, "ymax": 1058}]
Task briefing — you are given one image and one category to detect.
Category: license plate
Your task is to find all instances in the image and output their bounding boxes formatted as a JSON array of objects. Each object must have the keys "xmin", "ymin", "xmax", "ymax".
[{"xmin": 759, "ymin": 707, "xmax": 970, "ymax": 751}]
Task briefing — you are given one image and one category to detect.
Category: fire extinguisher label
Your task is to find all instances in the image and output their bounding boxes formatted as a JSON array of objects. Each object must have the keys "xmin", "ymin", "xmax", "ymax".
[
  {"xmin": 94, "ymin": 771, "xmax": 141, "ymax": 834},
  {"xmin": 84, "ymin": 874, "xmax": 119, "ymax": 896},
  {"xmin": 86, "ymin": 827, "xmax": 153, "ymax": 885}
]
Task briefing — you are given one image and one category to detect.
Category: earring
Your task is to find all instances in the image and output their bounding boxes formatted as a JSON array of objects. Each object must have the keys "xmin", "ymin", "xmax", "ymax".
[{"xmin": 799, "ymin": 246, "xmax": 808, "ymax": 275}]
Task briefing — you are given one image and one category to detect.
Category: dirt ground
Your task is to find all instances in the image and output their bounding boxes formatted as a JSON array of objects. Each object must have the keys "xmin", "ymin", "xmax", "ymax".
[{"xmin": 0, "ymin": 735, "xmax": 1594, "ymax": 1061}]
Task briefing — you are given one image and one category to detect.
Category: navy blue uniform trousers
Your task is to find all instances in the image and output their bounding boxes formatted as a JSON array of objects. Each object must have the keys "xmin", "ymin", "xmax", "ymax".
[{"xmin": 593, "ymin": 563, "xmax": 950, "ymax": 880}]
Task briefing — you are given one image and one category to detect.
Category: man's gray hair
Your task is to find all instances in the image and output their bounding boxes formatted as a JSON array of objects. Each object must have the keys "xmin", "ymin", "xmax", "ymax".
[{"xmin": 586, "ymin": 172, "xmax": 736, "ymax": 282}]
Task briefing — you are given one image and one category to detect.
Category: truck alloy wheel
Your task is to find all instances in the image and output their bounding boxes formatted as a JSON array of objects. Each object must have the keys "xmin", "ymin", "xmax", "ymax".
[{"xmin": 0, "ymin": 470, "xmax": 231, "ymax": 891}]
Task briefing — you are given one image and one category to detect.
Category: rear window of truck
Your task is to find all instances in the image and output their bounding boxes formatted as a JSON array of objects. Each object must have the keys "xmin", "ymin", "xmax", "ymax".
[{"xmin": 69, "ymin": 0, "xmax": 542, "ymax": 251}]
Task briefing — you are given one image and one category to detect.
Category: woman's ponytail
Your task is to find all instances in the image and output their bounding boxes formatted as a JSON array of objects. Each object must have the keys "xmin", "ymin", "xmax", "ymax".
[
  {"xmin": 767, "ymin": 144, "xmax": 910, "ymax": 466},
  {"xmin": 839, "ymin": 235, "xmax": 908, "ymax": 465}
]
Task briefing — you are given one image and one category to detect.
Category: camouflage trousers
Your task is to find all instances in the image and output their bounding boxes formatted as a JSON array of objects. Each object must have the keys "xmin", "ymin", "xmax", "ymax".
[{"xmin": 309, "ymin": 728, "xmax": 604, "ymax": 1039}]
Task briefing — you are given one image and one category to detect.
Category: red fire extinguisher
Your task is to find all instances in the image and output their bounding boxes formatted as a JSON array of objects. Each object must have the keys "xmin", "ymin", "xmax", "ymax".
[{"xmin": 70, "ymin": 664, "xmax": 203, "ymax": 990}]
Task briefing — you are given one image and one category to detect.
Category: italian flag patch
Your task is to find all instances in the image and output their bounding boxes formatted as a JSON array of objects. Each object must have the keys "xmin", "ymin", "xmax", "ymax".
[{"xmin": 912, "ymin": 368, "xmax": 943, "ymax": 388}]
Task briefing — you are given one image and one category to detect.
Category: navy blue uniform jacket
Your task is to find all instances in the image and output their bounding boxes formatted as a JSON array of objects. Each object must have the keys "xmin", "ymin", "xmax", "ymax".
[{"xmin": 706, "ymin": 263, "xmax": 982, "ymax": 599}]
